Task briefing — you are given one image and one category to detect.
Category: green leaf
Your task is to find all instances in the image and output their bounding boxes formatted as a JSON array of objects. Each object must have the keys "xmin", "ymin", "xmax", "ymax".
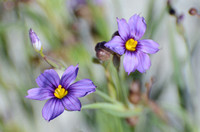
[{"xmin": 82, "ymin": 103, "xmax": 143, "ymax": 118}]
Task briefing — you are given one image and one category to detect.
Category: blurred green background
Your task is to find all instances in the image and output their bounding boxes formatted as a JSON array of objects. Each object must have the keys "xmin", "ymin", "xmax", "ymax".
[{"xmin": 0, "ymin": 0, "xmax": 200, "ymax": 132}]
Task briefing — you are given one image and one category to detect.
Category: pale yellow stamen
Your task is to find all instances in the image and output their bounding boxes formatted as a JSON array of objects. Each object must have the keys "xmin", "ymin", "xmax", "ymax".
[
  {"xmin": 125, "ymin": 39, "xmax": 138, "ymax": 51},
  {"xmin": 54, "ymin": 85, "xmax": 68, "ymax": 99}
]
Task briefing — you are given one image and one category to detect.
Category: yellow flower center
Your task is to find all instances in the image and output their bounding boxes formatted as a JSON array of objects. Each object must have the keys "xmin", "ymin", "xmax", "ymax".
[
  {"xmin": 54, "ymin": 85, "xmax": 68, "ymax": 99},
  {"xmin": 125, "ymin": 39, "xmax": 138, "ymax": 51}
]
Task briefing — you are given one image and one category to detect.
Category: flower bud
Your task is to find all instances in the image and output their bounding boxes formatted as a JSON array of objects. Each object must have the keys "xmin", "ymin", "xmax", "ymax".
[
  {"xmin": 29, "ymin": 28, "xmax": 42, "ymax": 52},
  {"xmin": 95, "ymin": 41, "xmax": 111, "ymax": 61},
  {"xmin": 111, "ymin": 31, "xmax": 119, "ymax": 39}
]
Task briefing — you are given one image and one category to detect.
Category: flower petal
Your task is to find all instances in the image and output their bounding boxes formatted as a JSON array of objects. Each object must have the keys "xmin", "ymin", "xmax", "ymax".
[
  {"xmin": 137, "ymin": 39, "xmax": 159, "ymax": 54},
  {"xmin": 60, "ymin": 65, "xmax": 79, "ymax": 89},
  {"xmin": 128, "ymin": 14, "xmax": 146, "ymax": 40},
  {"xmin": 104, "ymin": 36, "xmax": 125, "ymax": 55},
  {"xmin": 42, "ymin": 98, "xmax": 64, "ymax": 121},
  {"xmin": 36, "ymin": 69, "xmax": 60, "ymax": 90},
  {"xmin": 117, "ymin": 18, "xmax": 130, "ymax": 41},
  {"xmin": 68, "ymin": 79, "xmax": 96, "ymax": 97},
  {"xmin": 136, "ymin": 52, "xmax": 151, "ymax": 73},
  {"xmin": 25, "ymin": 88, "xmax": 54, "ymax": 101},
  {"xmin": 62, "ymin": 95, "xmax": 81, "ymax": 111},
  {"xmin": 123, "ymin": 51, "xmax": 139, "ymax": 75}
]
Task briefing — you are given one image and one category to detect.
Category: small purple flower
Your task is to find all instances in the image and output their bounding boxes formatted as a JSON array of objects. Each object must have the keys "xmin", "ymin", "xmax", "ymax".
[
  {"xmin": 25, "ymin": 65, "xmax": 96, "ymax": 121},
  {"xmin": 29, "ymin": 28, "xmax": 42, "ymax": 52},
  {"xmin": 105, "ymin": 14, "xmax": 159, "ymax": 75}
]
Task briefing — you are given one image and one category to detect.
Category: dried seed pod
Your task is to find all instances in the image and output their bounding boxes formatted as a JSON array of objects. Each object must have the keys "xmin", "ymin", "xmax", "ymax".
[
  {"xmin": 95, "ymin": 41, "xmax": 111, "ymax": 61},
  {"xmin": 128, "ymin": 80, "xmax": 141, "ymax": 105},
  {"xmin": 189, "ymin": 8, "xmax": 198, "ymax": 15},
  {"xmin": 96, "ymin": 48, "xmax": 111, "ymax": 61},
  {"xmin": 130, "ymin": 80, "xmax": 141, "ymax": 94}
]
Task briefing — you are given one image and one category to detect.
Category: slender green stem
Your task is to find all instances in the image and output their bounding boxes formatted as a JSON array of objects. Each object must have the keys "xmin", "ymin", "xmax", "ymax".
[
  {"xmin": 116, "ymin": 72, "xmax": 128, "ymax": 106},
  {"xmin": 82, "ymin": 103, "xmax": 124, "ymax": 111},
  {"xmin": 82, "ymin": 103, "xmax": 143, "ymax": 118},
  {"xmin": 38, "ymin": 50, "xmax": 66, "ymax": 70},
  {"xmin": 95, "ymin": 89, "xmax": 120, "ymax": 104},
  {"xmin": 39, "ymin": 50, "xmax": 45, "ymax": 57},
  {"xmin": 103, "ymin": 62, "xmax": 117, "ymax": 100}
]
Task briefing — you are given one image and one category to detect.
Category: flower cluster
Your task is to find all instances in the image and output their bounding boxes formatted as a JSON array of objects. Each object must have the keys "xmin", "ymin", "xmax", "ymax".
[
  {"xmin": 26, "ymin": 13, "xmax": 159, "ymax": 122},
  {"xmin": 26, "ymin": 65, "xmax": 96, "ymax": 121},
  {"xmin": 105, "ymin": 14, "xmax": 159, "ymax": 75}
]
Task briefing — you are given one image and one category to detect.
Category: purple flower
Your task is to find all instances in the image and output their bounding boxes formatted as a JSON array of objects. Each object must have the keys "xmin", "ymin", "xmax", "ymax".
[
  {"xmin": 29, "ymin": 28, "xmax": 42, "ymax": 52},
  {"xmin": 25, "ymin": 65, "xmax": 96, "ymax": 121},
  {"xmin": 105, "ymin": 14, "xmax": 159, "ymax": 75}
]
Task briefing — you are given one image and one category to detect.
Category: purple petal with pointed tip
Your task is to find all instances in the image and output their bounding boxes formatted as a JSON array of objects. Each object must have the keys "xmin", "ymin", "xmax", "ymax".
[
  {"xmin": 60, "ymin": 65, "xmax": 79, "ymax": 89},
  {"xmin": 42, "ymin": 98, "xmax": 64, "ymax": 121},
  {"xmin": 117, "ymin": 18, "xmax": 130, "ymax": 41},
  {"xmin": 62, "ymin": 95, "xmax": 81, "ymax": 111},
  {"xmin": 128, "ymin": 14, "xmax": 146, "ymax": 40},
  {"xmin": 123, "ymin": 51, "xmax": 139, "ymax": 75},
  {"xmin": 104, "ymin": 36, "xmax": 125, "ymax": 55},
  {"xmin": 136, "ymin": 52, "xmax": 151, "ymax": 73},
  {"xmin": 36, "ymin": 69, "xmax": 60, "ymax": 90},
  {"xmin": 25, "ymin": 88, "xmax": 54, "ymax": 101},
  {"xmin": 68, "ymin": 79, "xmax": 96, "ymax": 97},
  {"xmin": 137, "ymin": 39, "xmax": 159, "ymax": 54}
]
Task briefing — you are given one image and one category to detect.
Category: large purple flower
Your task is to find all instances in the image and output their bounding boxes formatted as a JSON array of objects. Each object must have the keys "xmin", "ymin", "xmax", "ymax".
[
  {"xmin": 25, "ymin": 65, "xmax": 96, "ymax": 121},
  {"xmin": 105, "ymin": 14, "xmax": 159, "ymax": 75}
]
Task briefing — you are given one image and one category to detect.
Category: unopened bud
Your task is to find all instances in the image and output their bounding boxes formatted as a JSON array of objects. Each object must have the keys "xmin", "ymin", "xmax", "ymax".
[
  {"xmin": 95, "ymin": 41, "xmax": 111, "ymax": 61},
  {"xmin": 29, "ymin": 28, "xmax": 42, "ymax": 52},
  {"xmin": 111, "ymin": 31, "xmax": 119, "ymax": 39},
  {"xmin": 189, "ymin": 8, "xmax": 197, "ymax": 15}
]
